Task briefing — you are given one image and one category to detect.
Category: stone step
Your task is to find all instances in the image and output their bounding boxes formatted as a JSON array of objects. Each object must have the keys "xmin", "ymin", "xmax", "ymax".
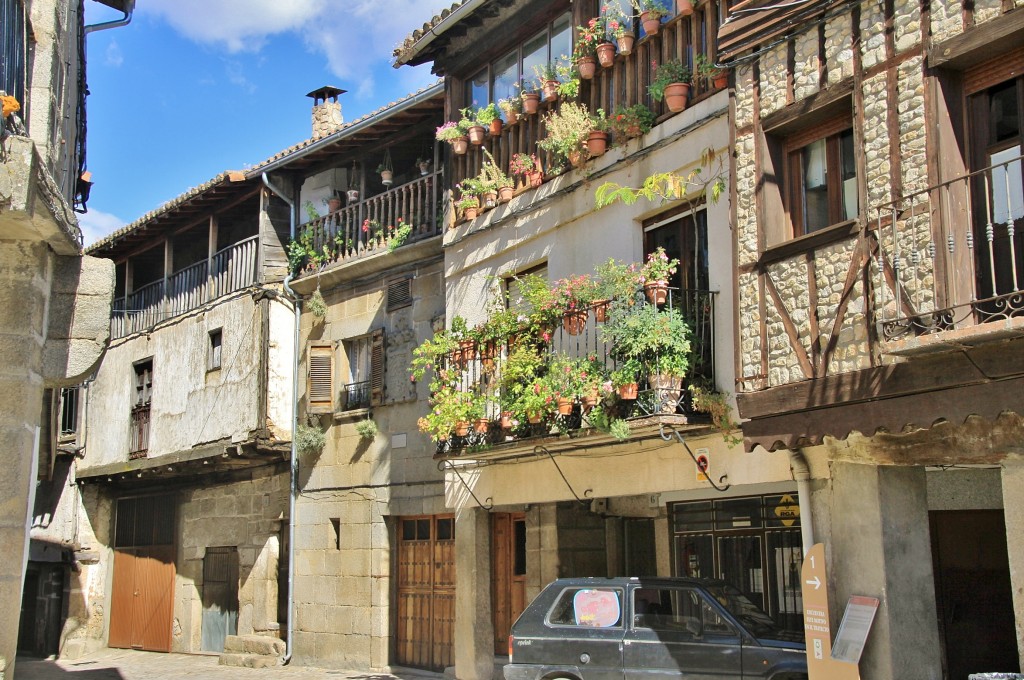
[
  {"xmin": 218, "ymin": 653, "xmax": 279, "ymax": 668},
  {"xmin": 223, "ymin": 634, "xmax": 286, "ymax": 656}
]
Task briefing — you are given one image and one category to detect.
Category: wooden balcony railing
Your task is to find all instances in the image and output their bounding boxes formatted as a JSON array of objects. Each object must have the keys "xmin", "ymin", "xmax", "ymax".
[
  {"xmin": 110, "ymin": 235, "xmax": 259, "ymax": 339},
  {"xmin": 875, "ymin": 153, "xmax": 1024, "ymax": 341},
  {"xmin": 451, "ymin": 14, "xmax": 725, "ymax": 191},
  {"xmin": 297, "ymin": 170, "xmax": 443, "ymax": 273}
]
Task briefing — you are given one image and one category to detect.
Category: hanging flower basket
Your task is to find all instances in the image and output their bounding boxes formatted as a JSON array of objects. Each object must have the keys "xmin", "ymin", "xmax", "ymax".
[
  {"xmin": 644, "ymin": 281, "xmax": 669, "ymax": 305},
  {"xmin": 677, "ymin": 0, "xmax": 694, "ymax": 16},
  {"xmin": 346, "ymin": 189, "xmax": 360, "ymax": 203},
  {"xmin": 500, "ymin": 411, "xmax": 515, "ymax": 429},
  {"xmin": 468, "ymin": 124, "xmax": 486, "ymax": 145},
  {"xmin": 527, "ymin": 409, "xmax": 545, "ymax": 424},
  {"xmin": 640, "ymin": 11, "xmax": 662, "ymax": 35},
  {"xmin": 380, "ymin": 170, "xmax": 393, "ymax": 186},
  {"xmin": 473, "ymin": 417, "xmax": 490, "ymax": 434},
  {"xmin": 596, "ymin": 42, "xmax": 616, "ymax": 68},
  {"xmin": 593, "ymin": 299, "xmax": 610, "ymax": 322},
  {"xmin": 562, "ymin": 310, "xmax": 588, "ymax": 335},
  {"xmin": 542, "ymin": 79, "xmax": 559, "ymax": 102}
]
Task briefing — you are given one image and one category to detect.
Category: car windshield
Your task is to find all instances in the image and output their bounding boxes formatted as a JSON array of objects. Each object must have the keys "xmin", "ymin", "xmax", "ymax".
[{"xmin": 704, "ymin": 584, "xmax": 780, "ymax": 636}]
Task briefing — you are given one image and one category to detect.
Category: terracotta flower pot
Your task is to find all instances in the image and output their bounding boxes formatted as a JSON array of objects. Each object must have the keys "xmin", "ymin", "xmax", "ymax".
[
  {"xmin": 454, "ymin": 421, "xmax": 471, "ymax": 437},
  {"xmin": 677, "ymin": 0, "xmax": 694, "ymax": 15},
  {"xmin": 489, "ymin": 119, "xmax": 503, "ymax": 136},
  {"xmin": 500, "ymin": 412, "xmax": 514, "ymax": 430},
  {"xmin": 380, "ymin": 170, "xmax": 393, "ymax": 186},
  {"xmin": 452, "ymin": 137, "xmax": 469, "ymax": 155},
  {"xmin": 506, "ymin": 109, "xmax": 519, "ymax": 125},
  {"xmin": 664, "ymin": 82, "xmax": 690, "ymax": 113},
  {"xmin": 713, "ymin": 73, "xmax": 729, "ymax": 89},
  {"xmin": 617, "ymin": 32, "xmax": 635, "ymax": 56},
  {"xmin": 459, "ymin": 339, "xmax": 477, "ymax": 360},
  {"xmin": 522, "ymin": 93, "xmax": 541, "ymax": 115},
  {"xmin": 640, "ymin": 11, "xmax": 662, "ymax": 35},
  {"xmin": 473, "ymin": 418, "xmax": 490, "ymax": 434},
  {"xmin": 645, "ymin": 281, "xmax": 669, "ymax": 305},
  {"xmin": 527, "ymin": 410, "xmax": 544, "ymax": 424},
  {"xmin": 463, "ymin": 206, "xmax": 479, "ymax": 221},
  {"xmin": 468, "ymin": 125, "xmax": 485, "ymax": 145},
  {"xmin": 577, "ymin": 56, "xmax": 597, "ymax": 80},
  {"xmin": 618, "ymin": 383, "xmax": 639, "ymax": 400},
  {"xmin": 526, "ymin": 170, "xmax": 544, "ymax": 188},
  {"xmin": 593, "ymin": 299, "xmax": 610, "ymax": 322},
  {"xmin": 568, "ymin": 149, "xmax": 586, "ymax": 168},
  {"xmin": 562, "ymin": 310, "xmax": 588, "ymax": 335},
  {"xmin": 556, "ymin": 397, "xmax": 574, "ymax": 416},
  {"xmin": 327, "ymin": 197, "xmax": 342, "ymax": 213},
  {"xmin": 482, "ymin": 191, "xmax": 497, "ymax": 209},
  {"xmin": 596, "ymin": 42, "xmax": 616, "ymax": 68},
  {"xmin": 498, "ymin": 186, "xmax": 514, "ymax": 203},
  {"xmin": 542, "ymin": 79, "xmax": 559, "ymax": 102},
  {"xmin": 587, "ymin": 130, "xmax": 609, "ymax": 158},
  {"xmin": 582, "ymin": 388, "xmax": 601, "ymax": 412}
]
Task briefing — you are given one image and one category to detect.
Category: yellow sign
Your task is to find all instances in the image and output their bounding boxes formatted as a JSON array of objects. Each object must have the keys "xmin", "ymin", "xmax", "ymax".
[{"xmin": 775, "ymin": 494, "xmax": 800, "ymax": 527}]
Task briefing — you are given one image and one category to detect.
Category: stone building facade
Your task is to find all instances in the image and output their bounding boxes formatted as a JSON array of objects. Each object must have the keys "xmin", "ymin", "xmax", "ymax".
[{"xmin": 721, "ymin": 0, "xmax": 1024, "ymax": 675}]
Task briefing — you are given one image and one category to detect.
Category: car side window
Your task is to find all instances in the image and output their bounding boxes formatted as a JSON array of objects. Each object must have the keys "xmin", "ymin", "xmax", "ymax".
[
  {"xmin": 700, "ymin": 596, "xmax": 737, "ymax": 635},
  {"xmin": 633, "ymin": 587, "xmax": 702, "ymax": 635},
  {"xmin": 548, "ymin": 587, "xmax": 623, "ymax": 627}
]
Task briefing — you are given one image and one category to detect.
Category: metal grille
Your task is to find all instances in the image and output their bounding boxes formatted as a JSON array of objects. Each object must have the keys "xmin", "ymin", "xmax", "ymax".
[
  {"xmin": 387, "ymin": 278, "xmax": 412, "ymax": 310},
  {"xmin": 0, "ymin": 0, "xmax": 26, "ymax": 110},
  {"xmin": 59, "ymin": 386, "xmax": 80, "ymax": 436}
]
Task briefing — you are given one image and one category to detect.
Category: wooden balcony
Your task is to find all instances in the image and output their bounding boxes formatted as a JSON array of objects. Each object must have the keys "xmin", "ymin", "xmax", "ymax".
[
  {"xmin": 874, "ymin": 152, "xmax": 1024, "ymax": 351},
  {"xmin": 110, "ymin": 235, "xmax": 259, "ymax": 339},
  {"xmin": 294, "ymin": 170, "xmax": 443, "ymax": 277},
  {"xmin": 451, "ymin": 14, "xmax": 727, "ymax": 191}
]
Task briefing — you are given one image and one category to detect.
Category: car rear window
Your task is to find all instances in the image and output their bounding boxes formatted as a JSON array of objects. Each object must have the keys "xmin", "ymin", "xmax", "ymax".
[{"xmin": 547, "ymin": 587, "xmax": 623, "ymax": 628}]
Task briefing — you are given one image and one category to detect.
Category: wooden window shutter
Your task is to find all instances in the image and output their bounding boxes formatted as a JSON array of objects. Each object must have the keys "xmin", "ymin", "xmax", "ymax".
[
  {"xmin": 308, "ymin": 344, "xmax": 334, "ymax": 413},
  {"xmin": 370, "ymin": 329, "xmax": 385, "ymax": 406}
]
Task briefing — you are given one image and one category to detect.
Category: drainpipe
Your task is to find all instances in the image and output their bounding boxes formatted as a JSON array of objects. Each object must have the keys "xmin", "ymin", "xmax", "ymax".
[
  {"xmin": 262, "ymin": 172, "xmax": 298, "ymax": 665},
  {"xmin": 84, "ymin": 0, "xmax": 135, "ymax": 34},
  {"xmin": 788, "ymin": 449, "xmax": 815, "ymax": 555}
]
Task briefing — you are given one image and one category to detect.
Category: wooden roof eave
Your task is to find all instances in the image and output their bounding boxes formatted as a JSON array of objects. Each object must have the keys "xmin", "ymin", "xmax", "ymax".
[{"xmin": 717, "ymin": 0, "xmax": 853, "ymax": 63}]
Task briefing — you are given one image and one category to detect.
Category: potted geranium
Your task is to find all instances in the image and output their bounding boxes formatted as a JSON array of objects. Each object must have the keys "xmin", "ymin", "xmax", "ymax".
[
  {"xmin": 456, "ymin": 192, "xmax": 480, "ymax": 221},
  {"xmin": 639, "ymin": 247, "xmax": 679, "ymax": 304},
  {"xmin": 436, "ymin": 120, "xmax": 469, "ymax": 155},
  {"xmin": 649, "ymin": 59, "xmax": 691, "ymax": 113},
  {"xmin": 498, "ymin": 91, "xmax": 523, "ymax": 125},
  {"xmin": 462, "ymin": 107, "xmax": 486, "ymax": 145},
  {"xmin": 517, "ymin": 378, "xmax": 557, "ymax": 424},
  {"xmin": 510, "ymin": 153, "xmax": 543, "ymax": 188},
  {"xmin": 574, "ymin": 18, "xmax": 603, "ymax": 80},
  {"xmin": 604, "ymin": 4, "xmax": 635, "ymax": 55},
  {"xmin": 695, "ymin": 53, "xmax": 728, "ymax": 90},
  {"xmin": 610, "ymin": 104, "xmax": 655, "ymax": 140},
  {"xmin": 481, "ymin": 150, "xmax": 515, "ymax": 203}
]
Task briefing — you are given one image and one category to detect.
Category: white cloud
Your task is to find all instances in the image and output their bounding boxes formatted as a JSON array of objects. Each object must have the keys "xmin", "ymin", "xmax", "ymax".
[
  {"xmin": 140, "ymin": 1, "xmax": 443, "ymax": 90},
  {"xmin": 104, "ymin": 41, "xmax": 123, "ymax": 67},
  {"xmin": 78, "ymin": 207, "xmax": 126, "ymax": 247}
]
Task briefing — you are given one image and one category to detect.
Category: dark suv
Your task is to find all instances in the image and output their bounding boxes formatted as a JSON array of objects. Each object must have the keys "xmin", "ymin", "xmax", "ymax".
[{"xmin": 504, "ymin": 577, "xmax": 807, "ymax": 680}]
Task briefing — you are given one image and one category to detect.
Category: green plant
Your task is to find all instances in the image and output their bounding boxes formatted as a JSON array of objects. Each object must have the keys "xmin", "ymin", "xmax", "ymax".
[
  {"xmin": 455, "ymin": 193, "xmax": 480, "ymax": 211},
  {"xmin": 510, "ymin": 153, "xmax": 540, "ymax": 176},
  {"xmin": 594, "ymin": 258, "xmax": 640, "ymax": 302},
  {"xmin": 385, "ymin": 218, "xmax": 413, "ymax": 253},
  {"xmin": 537, "ymin": 101, "xmax": 594, "ymax": 164},
  {"xmin": 435, "ymin": 121, "xmax": 464, "ymax": 142},
  {"xmin": 689, "ymin": 384, "xmax": 741, "ymax": 446},
  {"xmin": 609, "ymin": 104, "xmax": 655, "ymax": 140},
  {"xmin": 533, "ymin": 62, "xmax": 559, "ymax": 85},
  {"xmin": 649, "ymin": 59, "xmax": 691, "ymax": 101},
  {"xmin": 555, "ymin": 61, "xmax": 581, "ymax": 99},
  {"xmin": 591, "ymin": 108, "xmax": 612, "ymax": 133},
  {"xmin": 603, "ymin": 4, "xmax": 633, "ymax": 39},
  {"xmin": 295, "ymin": 423, "xmax": 326, "ymax": 454},
  {"xmin": 355, "ymin": 418, "xmax": 379, "ymax": 440},
  {"xmin": 481, "ymin": 149, "xmax": 514, "ymax": 189},
  {"xmin": 498, "ymin": 94, "xmax": 523, "ymax": 118},
  {"xmin": 287, "ymin": 226, "xmax": 328, "ymax": 274},
  {"xmin": 603, "ymin": 304, "xmax": 692, "ymax": 378},
  {"xmin": 573, "ymin": 17, "xmax": 605, "ymax": 60},
  {"xmin": 639, "ymin": 247, "xmax": 679, "ymax": 284},
  {"xmin": 410, "ymin": 327, "xmax": 460, "ymax": 383},
  {"xmin": 631, "ymin": 0, "xmax": 670, "ymax": 18},
  {"xmin": 475, "ymin": 102, "xmax": 500, "ymax": 126},
  {"xmin": 546, "ymin": 355, "xmax": 607, "ymax": 398},
  {"xmin": 693, "ymin": 53, "xmax": 723, "ymax": 84},
  {"xmin": 594, "ymin": 147, "xmax": 728, "ymax": 208},
  {"xmin": 308, "ymin": 286, "xmax": 327, "ymax": 318},
  {"xmin": 303, "ymin": 201, "xmax": 321, "ymax": 223},
  {"xmin": 610, "ymin": 359, "xmax": 643, "ymax": 388},
  {"xmin": 608, "ymin": 418, "xmax": 631, "ymax": 440},
  {"xmin": 417, "ymin": 385, "xmax": 485, "ymax": 440},
  {"xmin": 516, "ymin": 378, "xmax": 557, "ymax": 419}
]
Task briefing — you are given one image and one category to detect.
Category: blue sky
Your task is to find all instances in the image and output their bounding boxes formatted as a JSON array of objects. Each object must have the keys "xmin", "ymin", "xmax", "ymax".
[{"xmin": 80, "ymin": 0, "xmax": 441, "ymax": 246}]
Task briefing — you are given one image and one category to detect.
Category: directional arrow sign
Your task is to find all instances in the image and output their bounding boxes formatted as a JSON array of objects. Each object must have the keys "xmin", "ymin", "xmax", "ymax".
[
  {"xmin": 806, "ymin": 576, "xmax": 821, "ymax": 590},
  {"xmin": 801, "ymin": 543, "xmax": 860, "ymax": 680}
]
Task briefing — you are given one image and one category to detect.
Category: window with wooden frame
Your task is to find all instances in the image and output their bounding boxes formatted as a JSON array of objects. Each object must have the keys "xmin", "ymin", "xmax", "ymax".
[
  {"xmin": 342, "ymin": 334, "xmax": 373, "ymax": 410},
  {"xmin": 307, "ymin": 344, "xmax": 334, "ymax": 414},
  {"xmin": 208, "ymin": 328, "xmax": 223, "ymax": 371},
  {"xmin": 130, "ymin": 359, "xmax": 153, "ymax": 457},
  {"xmin": 784, "ymin": 118, "xmax": 858, "ymax": 236},
  {"xmin": 464, "ymin": 12, "xmax": 572, "ymax": 111}
]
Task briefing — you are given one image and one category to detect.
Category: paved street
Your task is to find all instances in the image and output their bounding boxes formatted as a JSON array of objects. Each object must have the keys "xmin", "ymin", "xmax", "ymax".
[{"xmin": 15, "ymin": 649, "xmax": 446, "ymax": 680}]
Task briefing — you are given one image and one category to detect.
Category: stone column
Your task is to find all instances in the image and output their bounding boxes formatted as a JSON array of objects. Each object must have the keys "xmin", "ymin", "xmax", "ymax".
[
  {"xmin": 828, "ymin": 462, "xmax": 943, "ymax": 680},
  {"xmin": 454, "ymin": 507, "xmax": 493, "ymax": 680},
  {"xmin": 1001, "ymin": 459, "xmax": 1024, "ymax": 669}
]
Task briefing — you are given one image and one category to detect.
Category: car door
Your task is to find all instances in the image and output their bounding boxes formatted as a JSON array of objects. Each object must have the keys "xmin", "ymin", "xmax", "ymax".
[
  {"xmin": 536, "ymin": 585, "xmax": 626, "ymax": 680},
  {"xmin": 622, "ymin": 585, "xmax": 744, "ymax": 680}
]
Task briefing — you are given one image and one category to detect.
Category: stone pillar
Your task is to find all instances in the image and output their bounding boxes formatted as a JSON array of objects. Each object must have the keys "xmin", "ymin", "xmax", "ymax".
[
  {"xmin": 828, "ymin": 462, "xmax": 943, "ymax": 680},
  {"xmin": 1001, "ymin": 459, "xmax": 1024, "ymax": 669},
  {"xmin": 454, "ymin": 507, "xmax": 493, "ymax": 680},
  {"xmin": 0, "ymin": 241, "xmax": 49, "ymax": 680}
]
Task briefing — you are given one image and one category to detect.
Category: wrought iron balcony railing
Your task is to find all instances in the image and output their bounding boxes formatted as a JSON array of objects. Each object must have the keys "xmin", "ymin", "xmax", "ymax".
[
  {"xmin": 875, "ymin": 153, "xmax": 1024, "ymax": 341},
  {"xmin": 433, "ymin": 288, "xmax": 717, "ymax": 456},
  {"xmin": 110, "ymin": 235, "xmax": 259, "ymax": 339}
]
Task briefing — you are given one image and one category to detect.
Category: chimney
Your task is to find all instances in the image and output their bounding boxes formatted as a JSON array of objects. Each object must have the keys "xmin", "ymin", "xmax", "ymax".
[{"xmin": 307, "ymin": 86, "xmax": 346, "ymax": 139}]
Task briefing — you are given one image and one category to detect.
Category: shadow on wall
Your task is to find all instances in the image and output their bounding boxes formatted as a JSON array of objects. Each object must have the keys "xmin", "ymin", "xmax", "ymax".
[{"xmin": 15, "ymin": 657, "xmax": 126, "ymax": 679}]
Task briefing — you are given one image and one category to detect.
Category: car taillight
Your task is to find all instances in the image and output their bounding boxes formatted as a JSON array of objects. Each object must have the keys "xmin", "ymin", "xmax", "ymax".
[{"xmin": 508, "ymin": 634, "xmax": 514, "ymax": 662}]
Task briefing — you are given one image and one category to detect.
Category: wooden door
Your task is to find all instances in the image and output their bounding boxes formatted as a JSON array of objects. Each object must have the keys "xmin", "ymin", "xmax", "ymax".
[
  {"xmin": 396, "ymin": 515, "xmax": 455, "ymax": 671},
  {"xmin": 201, "ymin": 547, "xmax": 239, "ymax": 652},
  {"xmin": 109, "ymin": 494, "xmax": 176, "ymax": 652},
  {"xmin": 492, "ymin": 513, "xmax": 526, "ymax": 654}
]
